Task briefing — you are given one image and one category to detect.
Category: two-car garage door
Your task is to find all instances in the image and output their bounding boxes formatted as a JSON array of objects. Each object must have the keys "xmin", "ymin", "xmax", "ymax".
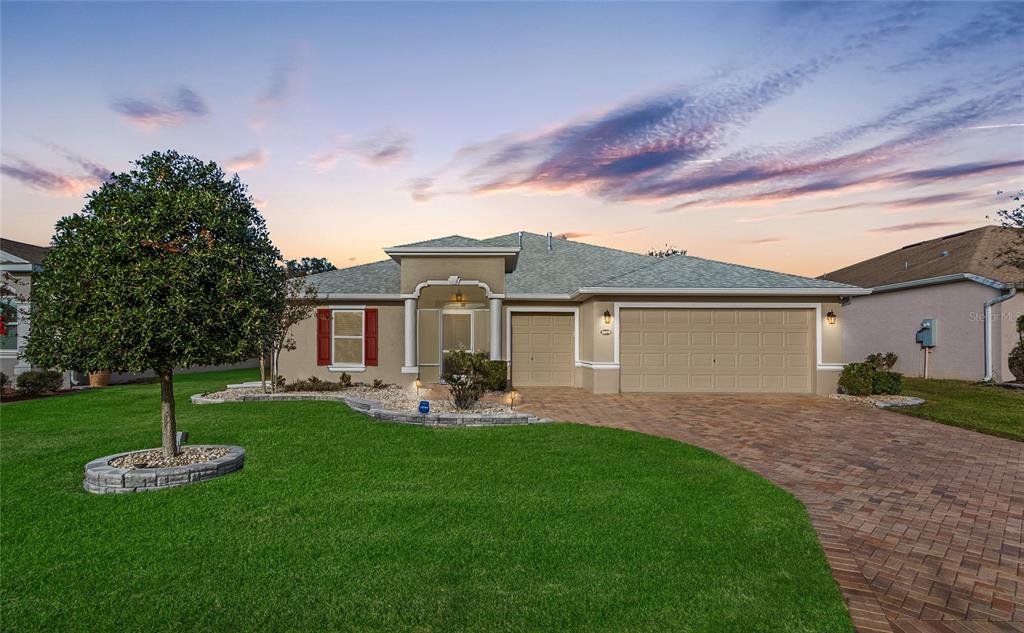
[{"xmin": 619, "ymin": 308, "xmax": 815, "ymax": 393}]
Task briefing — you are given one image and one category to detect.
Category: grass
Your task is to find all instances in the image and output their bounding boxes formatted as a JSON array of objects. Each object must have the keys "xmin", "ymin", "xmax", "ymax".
[
  {"xmin": 1, "ymin": 369, "xmax": 852, "ymax": 633},
  {"xmin": 899, "ymin": 377, "xmax": 1024, "ymax": 442}
]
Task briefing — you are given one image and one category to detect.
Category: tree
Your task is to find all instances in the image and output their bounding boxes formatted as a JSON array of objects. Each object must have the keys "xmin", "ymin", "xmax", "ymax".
[
  {"xmin": 262, "ymin": 273, "xmax": 318, "ymax": 393},
  {"xmin": 285, "ymin": 257, "xmax": 336, "ymax": 277},
  {"xmin": 25, "ymin": 150, "xmax": 284, "ymax": 457},
  {"xmin": 993, "ymin": 188, "xmax": 1024, "ymax": 270},
  {"xmin": 646, "ymin": 245, "xmax": 687, "ymax": 258}
]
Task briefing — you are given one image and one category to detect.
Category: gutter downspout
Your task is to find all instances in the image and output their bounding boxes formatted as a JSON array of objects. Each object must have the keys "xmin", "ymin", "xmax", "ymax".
[{"xmin": 984, "ymin": 286, "xmax": 1017, "ymax": 381}]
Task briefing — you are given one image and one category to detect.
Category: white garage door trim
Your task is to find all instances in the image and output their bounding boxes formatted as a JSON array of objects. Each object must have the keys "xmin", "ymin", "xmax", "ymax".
[
  {"xmin": 504, "ymin": 306, "xmax": 581, "ymax": 368},
  {"xmin": 613, "ymin": 302, "xmax": 832, "ymax": 371}
]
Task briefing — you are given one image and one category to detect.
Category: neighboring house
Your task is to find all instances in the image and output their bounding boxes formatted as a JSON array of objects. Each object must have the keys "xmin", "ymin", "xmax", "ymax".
[
  {"xmin": 0, "ymin": 238, "xmax": 48, "ymax": 379},
  {"xmin": 281, "ymin": 232, "xmax": 866, "ymax": 394},
  {"xmin": 0, "ymin": 236, "xmax": 257, "ymax": 385},
  {"xmin": 823, "ymin": 226, "xmax": 1023, "ymax": 382}
]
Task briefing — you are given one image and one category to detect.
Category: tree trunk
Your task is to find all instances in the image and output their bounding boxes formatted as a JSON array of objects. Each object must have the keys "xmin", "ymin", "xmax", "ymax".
[
  {"xmin": 159, "ymin": 369, "xmax": 177, "ymax": 457},
  {"xmin": 259, "ymin": 352, "xmax": 267, "ymax": 393}
]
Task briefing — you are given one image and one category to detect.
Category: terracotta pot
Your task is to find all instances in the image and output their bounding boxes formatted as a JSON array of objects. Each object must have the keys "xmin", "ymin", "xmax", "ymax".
[{"xmin": 88, "ymin": 371, "xmax": 110, "ymax": 388}]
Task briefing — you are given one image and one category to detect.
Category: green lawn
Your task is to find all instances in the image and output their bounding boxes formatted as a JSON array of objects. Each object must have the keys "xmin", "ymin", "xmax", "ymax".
[
  {"xmin": 900, "ymin": 378, "xmax": 1024, "ymax": 442},
  {"xmin": 1, "ymin": 369, "xmax": 851, "ymax": 632}
]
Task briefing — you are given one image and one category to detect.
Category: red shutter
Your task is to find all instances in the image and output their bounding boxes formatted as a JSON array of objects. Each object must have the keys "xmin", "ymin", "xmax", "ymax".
[
  {"xmin": 316, "ymin": 309, "xmax": 331, "ymax": 366},
  {"xmin": 364, "ymin": 309, "xmax": 378, "ymax": 366}
]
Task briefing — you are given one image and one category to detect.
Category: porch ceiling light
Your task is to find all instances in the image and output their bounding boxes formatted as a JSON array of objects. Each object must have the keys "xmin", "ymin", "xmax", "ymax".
[
  {"xmin": 603, "ymin": 310, "xmax": 613, "ymax": 325},
  {"xmin": 826, "ymin": 310, "xmax": 837, "ymax": 325}
]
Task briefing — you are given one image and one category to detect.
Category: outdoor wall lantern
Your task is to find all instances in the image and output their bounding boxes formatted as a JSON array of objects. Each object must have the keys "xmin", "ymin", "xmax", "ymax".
[
  {"xmin": 603, "ymin": 310, "xmax": 613, "ymax": 325},
  {"xmin": 825, "ymin": 310, "xmax": 837, "ymax": 325}
]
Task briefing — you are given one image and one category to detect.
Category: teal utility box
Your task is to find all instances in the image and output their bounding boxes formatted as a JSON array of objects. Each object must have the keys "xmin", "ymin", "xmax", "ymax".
[{"xmin": 915, "ymin": 318, "xmax": 936, "ymax": 348}]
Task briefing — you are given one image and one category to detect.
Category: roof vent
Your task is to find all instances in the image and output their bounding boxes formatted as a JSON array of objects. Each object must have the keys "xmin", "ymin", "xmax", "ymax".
[
  {"xmin": 903, "ymin": 261, "xmax": 908, "ymax": 270},
  {"xmin": 940, "ymin": 250, "xmax": 949, "ymax": 257},
  {"xmin": 518, "ymin": 231, "xmax": 523, "ymax": 248},
  {"xmin": 546, "ymin": 231, "xmax": 552, "ymax": 251}
]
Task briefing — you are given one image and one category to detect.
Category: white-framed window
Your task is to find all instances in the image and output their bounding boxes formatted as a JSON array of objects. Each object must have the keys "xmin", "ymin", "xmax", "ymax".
[
  {"xmin": 0, "ymin": 288, "xmax": 17, "ymax": 352},
  {"xmin": 332, "ymin": 309, "xmax": 364, "ymax": 366}
]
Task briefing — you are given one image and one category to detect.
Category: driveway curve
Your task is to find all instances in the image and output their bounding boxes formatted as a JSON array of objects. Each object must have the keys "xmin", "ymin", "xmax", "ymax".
[{"xmin": 519, "ymin": 389, "xmax": 1023, "ymax": 633}]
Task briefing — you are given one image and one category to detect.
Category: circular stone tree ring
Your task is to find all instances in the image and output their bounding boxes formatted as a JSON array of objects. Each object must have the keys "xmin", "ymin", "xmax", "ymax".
[{"xmin": 83, "ymin": 445, "xmax": 245, "ymax": 494}]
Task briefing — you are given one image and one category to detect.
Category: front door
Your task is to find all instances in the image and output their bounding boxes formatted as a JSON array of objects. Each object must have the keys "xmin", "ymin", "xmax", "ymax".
[{"xmin": 440, "ymin": 312, "xmax": 472, "ymax": 375}]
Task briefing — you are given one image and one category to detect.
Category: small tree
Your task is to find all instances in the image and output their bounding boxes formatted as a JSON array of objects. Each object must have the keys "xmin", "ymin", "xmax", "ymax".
[
  {"xmin": 646, "ymin": 245, "xmax": 686, "ymax": 258},
  {"xmin": 264, "ymin": 275, "xmax": 318, "ymax": 393},
  {"xmin": 25, "ymin": 150, "xmax": 284, "ymax": 457},
  {"xmin": 991, "ymin": 188, "xmax": 1024, "ymax": 270}
]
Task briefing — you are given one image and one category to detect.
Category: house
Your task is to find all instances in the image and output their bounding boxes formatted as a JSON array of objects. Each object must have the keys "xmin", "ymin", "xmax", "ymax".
[
  {"xmin": 0, "ymin": 238, "xmax": 48, "ymax": 379},
  {"xmin": 281, "ymin": 232, "xmax": 867, "ymax": 394},
  {"xmin": 823, "ymin": 226, "xmax": 1023, "ymax": 382}
]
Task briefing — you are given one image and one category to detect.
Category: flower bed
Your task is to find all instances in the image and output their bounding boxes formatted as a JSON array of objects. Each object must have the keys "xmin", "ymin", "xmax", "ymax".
[
  {"xmin": 828, "ymin": 393, "xmax": 925, "ymax": 409},
  {"xmin": 83, "ymin": 445, "xmax": 245, "ymax": 494}
]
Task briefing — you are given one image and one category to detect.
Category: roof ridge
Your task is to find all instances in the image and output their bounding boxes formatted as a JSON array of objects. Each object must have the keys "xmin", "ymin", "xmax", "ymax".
[
  {"xmin": 588, "ymin": 253, "xmax": 677, "ymax": 286},
  {"xmin": 484, "ymin": 231, "xmax": 650, "ymax": 260},
  {"xmin": 304, "ymin": 258, "xmax": 394, "ymax": 280}
]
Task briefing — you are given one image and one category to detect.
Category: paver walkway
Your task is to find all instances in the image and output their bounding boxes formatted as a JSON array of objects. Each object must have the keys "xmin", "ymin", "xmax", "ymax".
[{"xmin": 518, "ymin": 389, "xmax": 1023, "ymax": 633}]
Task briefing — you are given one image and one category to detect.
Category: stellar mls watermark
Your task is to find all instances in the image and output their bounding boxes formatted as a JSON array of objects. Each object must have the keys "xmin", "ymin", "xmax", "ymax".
[{"xmin": 969, "ymin": 311, "xmax": 1023, "ymax": 322}]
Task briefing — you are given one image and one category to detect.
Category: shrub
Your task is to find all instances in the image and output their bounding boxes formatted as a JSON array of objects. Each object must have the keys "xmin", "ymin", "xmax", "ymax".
[
  {"xmin": 865, "ymin": 352, "xmax": 898, "ymax": 372},
  {"xmin": 872, "ymin": 371, "xmax": 903, "ymax": 395},
  {"xmin": 483, "ymin": 360, "xmax": 508, "ymax": 392},
  {"xmin": 283, "ymin": 376, "xmax": 347, "ymax": 392},
  {"xmin": 0, "ymin": 372, "xmax": 9, "ymax": 390},
  {"xmin": 338, "ymin": 372, "xmax": 352, "ymax": 388},
  {"xmin": 16, "ymin": 369, "xmax": 64, "ymax": 396},
  {"xmin": 1009, "ymin": 344, "xmax": 1024, "ymax": 382},
  {"xmin": 837, "ymin": 362, "xmax": 874, "ymax": 396},
  {"xmin": 372, "ymin": 379, "xmax": 387, "ymax": 389},
  {"xmin": 442, "ymin": 350, "xmax": 489, "ymax": 409}
]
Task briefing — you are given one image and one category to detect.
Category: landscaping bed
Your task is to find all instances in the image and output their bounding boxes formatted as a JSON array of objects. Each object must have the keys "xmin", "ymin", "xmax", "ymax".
[
  {"xmin": 828, "ymin": 393, "xmax": 925, "ymax": 409},
  {"xmin": 205, "ymin": 384, "xmax": 509, "ymax": 414}
]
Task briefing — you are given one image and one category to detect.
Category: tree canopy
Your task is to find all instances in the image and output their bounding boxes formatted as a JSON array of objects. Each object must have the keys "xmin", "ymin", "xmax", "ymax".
[
  {"xmin": 25, "ymin": 150, "xmax": 285, "ymax": 455},
  {"xmin": 285, "ymin": 257, "xmax": 336, "ymax": 277}
]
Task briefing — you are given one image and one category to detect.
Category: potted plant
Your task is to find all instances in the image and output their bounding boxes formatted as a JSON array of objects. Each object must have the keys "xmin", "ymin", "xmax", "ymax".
[{"xmin": 88, "ymin": 370, "xmax": 111, "ymax": 388}]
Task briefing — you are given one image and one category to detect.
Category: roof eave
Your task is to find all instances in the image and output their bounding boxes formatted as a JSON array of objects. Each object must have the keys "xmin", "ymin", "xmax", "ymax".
[
  {"xmin": 869, "ymin": 273, "xmax": 1011, "ymax": 294},
  {"xmin": 382, "ymin": 246, "xmax": 521, "ymax": 272},
  {"xmin": 574, "ymin": 286, "xmax": 869, "ymax": 298}
]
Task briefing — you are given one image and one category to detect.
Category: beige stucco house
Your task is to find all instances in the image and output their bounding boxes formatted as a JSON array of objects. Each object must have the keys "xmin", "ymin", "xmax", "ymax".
[
  {"xmin": 280, "ymin": 232, "xmax": 867, "ymax": 394},
  {"xmin": 823, "ymin": 226, "xmax": 1023, "ymax": 382},
  {"xmin": 1, "ymin": 238, "xmax": 47, "ymax": 379}
]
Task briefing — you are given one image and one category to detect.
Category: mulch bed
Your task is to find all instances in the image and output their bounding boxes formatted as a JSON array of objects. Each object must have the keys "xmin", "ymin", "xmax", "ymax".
[{"xmin": 109, "ymin": 446, "xmax": 230, "ymax": 469}]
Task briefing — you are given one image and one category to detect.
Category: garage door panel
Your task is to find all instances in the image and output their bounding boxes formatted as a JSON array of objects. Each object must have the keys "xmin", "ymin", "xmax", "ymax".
[
  {"xmin": 511, "ymin": 313, "xmax": 574, "ymax": 387},
  {"xmin": 621, "ymin": 308, "xmax": 815, "ymax": 393}
]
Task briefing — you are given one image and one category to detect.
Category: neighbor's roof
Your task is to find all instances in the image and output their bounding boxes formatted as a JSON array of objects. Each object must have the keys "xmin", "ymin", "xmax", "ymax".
[
  {"xmin": 308, "ymin": 231, "xmax": 861, "ymax": 296},
  {"xmin": 822, "ymin": 226, "xmax": 1023, "ymax": 288},
  {"xmin": 0, "ymin": 238, "xmax": 50, "ymax": 266}
]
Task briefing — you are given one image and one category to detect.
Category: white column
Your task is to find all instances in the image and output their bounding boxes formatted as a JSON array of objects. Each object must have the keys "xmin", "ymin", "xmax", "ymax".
[
  {"xmin": 489, "ymin": 298, "xmax": 502, "ymax": 360},
  {"xmin": 402, "ymin": 298, "xmax": 418, "ymax": 373}
]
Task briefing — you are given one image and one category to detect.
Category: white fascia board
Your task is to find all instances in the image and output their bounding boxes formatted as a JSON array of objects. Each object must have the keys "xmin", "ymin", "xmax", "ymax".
[
  {"xmin": 0, "ymin": 250, "xmax": 29, "ymax": 265},
  {"xmin": 314, "ymin": 294, "xmax": 404, "ymax": 301},
  {"xmin": 575, "ymin": 286, "xmax": 869, "ymax": 297},
  {"xmin": 0, "ymin": 263, "xmax": 34, "ymax": 272},
  {"xmin": 504, "ymin": 293, "xmax": 575, "ymax": 301},
  {"xmin": 384, "ymin": 247, "xmax": 521, "ymax": 256},
  {"xmin": 869, "ymin": 273, "xmax": 1008, "ymax": 294}
]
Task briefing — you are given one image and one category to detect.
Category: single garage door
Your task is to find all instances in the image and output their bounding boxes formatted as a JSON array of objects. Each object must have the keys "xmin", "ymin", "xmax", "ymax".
[
  {"xmin": 620, "ymin": 308, "xmax": 814, "ymax": 393},
  {"xmin": 511, "ymin": 313, "xmax": 574, "ymax": 386}
]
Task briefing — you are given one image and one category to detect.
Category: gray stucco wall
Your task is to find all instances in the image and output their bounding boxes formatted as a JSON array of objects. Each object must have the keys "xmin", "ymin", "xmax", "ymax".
[{"xmin": 842, "ymin": 280, "xmax": 1011, "ymax": 381}]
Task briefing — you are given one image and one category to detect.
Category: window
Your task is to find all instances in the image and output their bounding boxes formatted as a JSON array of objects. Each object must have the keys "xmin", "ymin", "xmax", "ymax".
[
  {"xmin": 332, "ymin": 310, "xmax": 364, "ymax": 365},
  {"xmin": 0, "ymin": 290, "xmax": 16, "ymax": 352}
]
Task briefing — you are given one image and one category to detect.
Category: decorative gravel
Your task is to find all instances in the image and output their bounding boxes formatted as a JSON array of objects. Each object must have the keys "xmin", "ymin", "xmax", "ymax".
[
  {"xmin": 204, "ymin": 385, "xmax": 511, "ymax": 414},
  {"xmin": 109, "ymin": 446, "xmax": 230, "ymax": 469},
  {"xmin": 828, "ymin": 394, "xmax": 925, "ymax": 409}
]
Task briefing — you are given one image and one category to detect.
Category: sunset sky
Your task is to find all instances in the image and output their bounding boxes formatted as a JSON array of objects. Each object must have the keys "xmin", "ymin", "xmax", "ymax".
[{"xmin": 2, "ymin": 1, "xmax": 1021, "ymax": 276}]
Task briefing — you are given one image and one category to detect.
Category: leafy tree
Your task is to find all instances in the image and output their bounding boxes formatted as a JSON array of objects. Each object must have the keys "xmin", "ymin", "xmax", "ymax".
[
  {"xmin": 261, "ymin": 274, "xmax": 318, "ymax": 393},
  {"xmin": 992, "ymin": 188, "xmax": 1023, "ymax": 270},
  {"xmin": 646, "ymin": 245, "xmax": 687, "ymax": 258},
  {"xmin": 25, "ymin": 150, "xmax": 284, "ymax": 457},
  {"xmin": 285, "ymin": 257, "xmax": 336, "ymax": 277}
]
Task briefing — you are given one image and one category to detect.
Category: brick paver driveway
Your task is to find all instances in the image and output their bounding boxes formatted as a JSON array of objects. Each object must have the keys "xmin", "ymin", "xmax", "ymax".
[{"xmin": 518, "ymin": 389, "xmax": 1023, "ymax": 633}]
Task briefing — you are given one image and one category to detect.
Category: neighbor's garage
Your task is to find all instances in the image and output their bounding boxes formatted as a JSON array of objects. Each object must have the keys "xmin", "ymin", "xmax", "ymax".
[
  {"xmin": 510, "ymin": 313, "xmax": 575, "ymax": 386},
  {"xmin": 619, "ymin": 308, "xmax": 815, "ymax": 393}
]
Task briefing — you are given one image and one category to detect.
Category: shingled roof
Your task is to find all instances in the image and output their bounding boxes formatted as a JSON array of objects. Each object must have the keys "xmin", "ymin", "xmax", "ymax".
[
  {"xmin": 1, "ymin": 238, "xmax": 50, "ymax": 266},
  {"xmin": 822, "ymin": 226, "xmax": 1023, "ymax": 288},
  {"xmin": 308, "ymin": 231, "xmax": 861, "ymax": 296}
]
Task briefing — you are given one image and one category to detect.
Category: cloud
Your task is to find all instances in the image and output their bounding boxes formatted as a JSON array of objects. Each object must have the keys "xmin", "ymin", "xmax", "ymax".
[
  {"xmin": 252, "ymin": 197, "xmax": 268, "ymax": 210},
  {"xmin": 967, "ymin": 123, "xmax": 1024, "ymax": 131},
  {"xmin": 226, "ymin": 148, "xmax": 268, "ymax": 172},
  {"xmin": 251, "ymin": 44, "xmax": 309, "ymax": 130},
  {"xmin": 554, "ymin": 231, "xmax": 592, "ymax": 239},
  {"xmin": 744, "ymin": 236, "xmax": 791, "ymax": 244},
  {"xmin": 866, "ymin": 220, "xmax": 974, "ymax": 234},
  {"xmin": 795, "ymin": 190, "xmax": 992, "ymax": 216},
  {"xmin": 311, "ymin": 130, "xmax": 412, "ymax": 172},
  {"xmin": 0, "ymin": 158, "xmax": 102, "ymax": 196},
  {"xmin": 110, "ymin": 86, "xmax": 208, "ymax": 128},
  {"xmin": 889, "ymin": 4, "xmax": 1024, "ymax": 71}
]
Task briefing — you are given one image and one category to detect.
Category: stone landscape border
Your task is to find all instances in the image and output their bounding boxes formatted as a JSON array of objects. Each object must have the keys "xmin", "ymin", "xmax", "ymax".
[
  {"xmin": 191, "ymin": 391, "xmax": 547, "ymax": 426},
  {"xmin": 83, "ymin": 445, "xmax": 245, "ymax": 494}
]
